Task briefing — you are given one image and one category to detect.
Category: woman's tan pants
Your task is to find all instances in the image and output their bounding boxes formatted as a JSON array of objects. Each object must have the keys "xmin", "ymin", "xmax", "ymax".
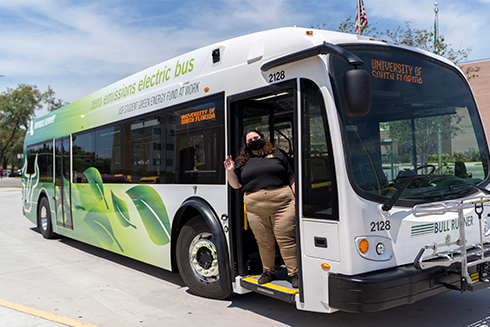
[{"xmin": 244, "ymin": 185, "xmax": 298, "ymax": 276}]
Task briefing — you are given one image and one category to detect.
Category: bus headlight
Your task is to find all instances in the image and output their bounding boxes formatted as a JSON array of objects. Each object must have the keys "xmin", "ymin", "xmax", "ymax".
[
  {"xmin": 484, "ymin": 216, "xmax": 490, "ymax": 237},
  {"xmin": 355, "ymin": 236, "xmax": 393, "ymax": 261}
]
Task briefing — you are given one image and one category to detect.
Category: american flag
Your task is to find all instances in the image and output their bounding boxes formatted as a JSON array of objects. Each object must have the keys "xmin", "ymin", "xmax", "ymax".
[{"xmin": 355, "ymin": 0, "xmax": 368, "ymax": 35}]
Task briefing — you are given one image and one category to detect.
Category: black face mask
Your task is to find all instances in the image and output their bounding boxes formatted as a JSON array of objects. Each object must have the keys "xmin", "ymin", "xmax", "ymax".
[{"xmin": 247, "ymin": 138, "xmax": 263, "ymax": 151}]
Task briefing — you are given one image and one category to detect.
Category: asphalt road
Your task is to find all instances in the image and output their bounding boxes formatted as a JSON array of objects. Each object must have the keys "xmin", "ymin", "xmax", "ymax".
[
  {"xmin": 1, "ymin": 187, "xmax": 490, "ymax": 327},
  {"xmin": 0, "ymin": 176, "xmax": 21, "ymax": 187}
]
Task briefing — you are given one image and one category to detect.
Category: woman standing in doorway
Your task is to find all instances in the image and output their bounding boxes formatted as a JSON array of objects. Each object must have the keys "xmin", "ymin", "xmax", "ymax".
[{"xmin": 223, "ymin": 129, "xmax": 298, "ymax": 288}]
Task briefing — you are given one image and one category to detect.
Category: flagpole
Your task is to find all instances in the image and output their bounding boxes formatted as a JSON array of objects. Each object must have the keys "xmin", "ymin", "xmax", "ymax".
[
  {"xmin": 433, "ymin": 2, "xmax": 439, "ymax": 54},
  {"xmin": 357, "ymin": 0, "xmax": 362, "ymax": 35}
]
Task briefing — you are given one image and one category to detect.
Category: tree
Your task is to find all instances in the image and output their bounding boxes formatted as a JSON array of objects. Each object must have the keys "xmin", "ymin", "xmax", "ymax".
[
  {"xmin": 382, "ymin": 21, "xmax": 470, "ymax": 64},
  {"xmin": 333, "ymin": 18, "xmax": 478, "ymax": 74},
  {"xmin": 336, "ymin": 16, "xmax": 379, "ymax": 38},
  {"xmin": 44, "ymin": 86, "xmax": 70, "ymax": 112},
  {"xmin": 0, "ymin": 84, "xmax": 68, "ymax": 167}
]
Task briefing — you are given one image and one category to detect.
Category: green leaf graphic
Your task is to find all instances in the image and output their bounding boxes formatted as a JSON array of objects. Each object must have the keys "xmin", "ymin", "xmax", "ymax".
[
  {"xmin": 111, "ymin": 190, "xmax": 136, "ymax": 229},
  {"xmin": 83, "ymin": 167, "xmax": 108, "ymax": 209},
  {"xmin": 70, "ymin": 183, "xmax": 85, "ymax": 211},
  {"xmin": 126, "ymin": 185, "xmax": 171, "ymax": 246},
  {"xmin": 83, "ymin": 207, "xmax": 123, "ymax": 252}
]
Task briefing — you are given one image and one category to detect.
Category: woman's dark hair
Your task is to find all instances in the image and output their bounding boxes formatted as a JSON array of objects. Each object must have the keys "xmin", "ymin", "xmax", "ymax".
[{"xmin": 236, "ymin": 129, "xmax": 275, "ymax": 164}]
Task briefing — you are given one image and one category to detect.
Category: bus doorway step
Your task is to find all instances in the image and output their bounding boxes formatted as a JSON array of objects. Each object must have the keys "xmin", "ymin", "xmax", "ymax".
[{"xmin": 240, "ymin": 272, "xmax": 298, "ymax": 304}]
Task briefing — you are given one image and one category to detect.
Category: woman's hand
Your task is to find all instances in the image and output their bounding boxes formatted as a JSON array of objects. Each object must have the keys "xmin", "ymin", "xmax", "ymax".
[
  {"xmin": 224, "ymin": 155, "xmax": 235, "ymax": 172},
  {"xmin": 223, "ymin": 155, "xmax": 242, "ymax": 189}
]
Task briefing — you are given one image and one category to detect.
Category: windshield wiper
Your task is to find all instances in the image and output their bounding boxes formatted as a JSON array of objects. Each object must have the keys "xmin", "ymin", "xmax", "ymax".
[
  {"xmin": 382, "ymin": 174, "xmax": 442, "ymax": 212},
  {"xmin": 382, "ymin": 175, "xmax": 416, "ymax": 212},
  {"xmin": 449, "ymin": 183, "xmax": 490, "ymax": 195}
]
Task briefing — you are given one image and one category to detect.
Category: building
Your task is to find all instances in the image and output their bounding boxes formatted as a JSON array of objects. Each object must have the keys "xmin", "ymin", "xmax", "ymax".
[{"xmin": 460, "ymin": 59, "xmax": 490, "ymax": 142}]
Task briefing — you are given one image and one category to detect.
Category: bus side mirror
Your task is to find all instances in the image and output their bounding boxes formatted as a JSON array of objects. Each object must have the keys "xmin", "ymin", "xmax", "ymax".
[{"xmin": 340, "ymin": 69, "xmax": 371, "ymax": 117}]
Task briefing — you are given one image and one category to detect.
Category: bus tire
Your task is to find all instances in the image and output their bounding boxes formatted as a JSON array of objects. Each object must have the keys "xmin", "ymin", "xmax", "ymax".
[
  {"xmin": 176, "ymin": 216, "xmax": 231, "ymax": 299},
  {"xmin": 38, "ymin": 197, "xmax": 55, "ymax": 239}
]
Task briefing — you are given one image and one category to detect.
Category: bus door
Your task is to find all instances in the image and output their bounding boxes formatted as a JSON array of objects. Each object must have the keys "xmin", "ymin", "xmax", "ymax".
[
  {"xmin": 228, "ymin": 81, "xmax": 297, "ymax": 279},
  {"xmin": 55, "ymin": 136, "xmax": 73, "ymax": 229}
]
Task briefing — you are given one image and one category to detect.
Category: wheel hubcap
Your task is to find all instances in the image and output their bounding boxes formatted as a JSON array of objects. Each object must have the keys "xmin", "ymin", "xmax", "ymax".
[
  {"xmin": 40, "ymin": 206, "xmax": 48, "ymax": 231},
  {"xmin": 189, "ymin": 232, "xmax": 219, "ymax": 282}
]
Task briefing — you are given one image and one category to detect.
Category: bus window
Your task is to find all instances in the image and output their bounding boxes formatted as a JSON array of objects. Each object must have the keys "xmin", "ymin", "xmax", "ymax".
[
  {"xmin": 170, "ymin": 98, "xmax": 225, "ymax": 184},
  {"xmin": 95, "ymin": 125, "xmax": 124, "ymax": 183},
  {"xmin": 73, "ymin": 131, "xmax": 95, "ymax": 183},
  {"xmin": 26, "ymin": 141, "xmax": 54, "ymax": 183},
  {"xmin": 127, "ymin": 116, "xmax": 162, "ymax": 184}
]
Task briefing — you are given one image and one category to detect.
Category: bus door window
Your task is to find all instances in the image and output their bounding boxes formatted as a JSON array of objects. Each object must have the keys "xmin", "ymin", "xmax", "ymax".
[{"xmin": 301, "ymin": 79, "xmax": 338, "ymax": 220}]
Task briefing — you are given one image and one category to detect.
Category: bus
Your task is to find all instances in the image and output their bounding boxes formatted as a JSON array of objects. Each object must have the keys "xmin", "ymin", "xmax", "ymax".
[{"xmin": 22, "ymin": 27, "xmax": 490, "ymax": 313}]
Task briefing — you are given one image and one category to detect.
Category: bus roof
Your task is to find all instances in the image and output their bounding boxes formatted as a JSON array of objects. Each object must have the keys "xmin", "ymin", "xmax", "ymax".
[{"xmin": 25, "ymin": 26, "xmax": 456, "ymax": 145}]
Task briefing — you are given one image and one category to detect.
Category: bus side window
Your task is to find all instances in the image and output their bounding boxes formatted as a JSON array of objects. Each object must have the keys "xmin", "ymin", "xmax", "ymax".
[
  {"xmin": 26, "ymin": 141, "xmax": 54, "ymax": 183},
  {"xmin": 72, "ymin": 131, "xmax": 95, "ymax": 183}
]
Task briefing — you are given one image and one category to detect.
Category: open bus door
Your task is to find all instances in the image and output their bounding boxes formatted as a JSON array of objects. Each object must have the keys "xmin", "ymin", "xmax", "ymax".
[{"xmin": 228, "ymin": 80, "xmax": 300, "ymax": 303}]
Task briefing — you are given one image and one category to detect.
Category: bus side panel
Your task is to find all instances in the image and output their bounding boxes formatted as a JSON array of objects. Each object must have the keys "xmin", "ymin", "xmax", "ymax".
[
  {"xmin": 50, "ymin": 182, "xmax": 227, "ymax": 272},
  {"xmin": 53, "ymin": 182, "xmax": 173, "ymax": 269}
]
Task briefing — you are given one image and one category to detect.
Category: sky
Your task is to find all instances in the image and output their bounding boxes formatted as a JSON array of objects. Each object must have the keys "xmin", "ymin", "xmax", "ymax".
[{"xmin": 1, "ymin": 0, "xmax": 489, "ymax": 118}]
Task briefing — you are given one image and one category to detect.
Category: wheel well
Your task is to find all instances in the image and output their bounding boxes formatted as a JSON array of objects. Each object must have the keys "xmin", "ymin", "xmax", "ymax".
[
  {"xmin": 171, "ymin": 205, "xmax": 201, "ymax": 273},
  {"xmin": 171, "ymin": 198, "xmax": 233, "ymax": 294}
]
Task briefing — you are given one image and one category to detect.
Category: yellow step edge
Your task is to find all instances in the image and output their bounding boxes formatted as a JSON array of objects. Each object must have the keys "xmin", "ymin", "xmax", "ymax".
[{"xmin": 242, "ymin": 275, "xmax": 299, "ymax": 295}]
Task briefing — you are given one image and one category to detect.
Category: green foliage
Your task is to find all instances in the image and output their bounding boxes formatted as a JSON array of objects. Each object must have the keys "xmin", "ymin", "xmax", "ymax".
[
  {"xmin": 382, "ymin": 21, "xmax": 469, "ymax": 64},
  {"xmin": 0, "ymin": 84, "xmax": 68, "ymax": 168},
  {"xmin": 44, "ymin": 86, "xmax": 70, "ymax": 112},
  {"xmin": 336, "ymin": 16, "xmax": 379, "ymax": 37}
]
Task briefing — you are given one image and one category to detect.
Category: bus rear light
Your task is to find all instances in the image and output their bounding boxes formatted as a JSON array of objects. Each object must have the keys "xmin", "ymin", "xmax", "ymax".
[
  {"xmin": 306, "ymin": 31, "xmax": 313, "ymax": 36},
  {"xmin": 355, "ymin": 236, "xmax": 393, "ymax": 261}
]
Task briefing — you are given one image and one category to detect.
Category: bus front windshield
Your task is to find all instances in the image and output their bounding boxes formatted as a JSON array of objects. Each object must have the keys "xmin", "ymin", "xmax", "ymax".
[{"xmin": 332, "ymin": 47, "xmax": 489, "ymax": 203}]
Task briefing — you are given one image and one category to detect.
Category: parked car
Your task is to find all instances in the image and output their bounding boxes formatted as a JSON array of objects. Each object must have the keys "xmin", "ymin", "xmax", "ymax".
[
  {"xmin": 2, "ymin": 170, "xmax": 11, "ymax": 177},
  {"xmin": 15, "ymin": 169, "xmax": 22, "ymax": 176}
]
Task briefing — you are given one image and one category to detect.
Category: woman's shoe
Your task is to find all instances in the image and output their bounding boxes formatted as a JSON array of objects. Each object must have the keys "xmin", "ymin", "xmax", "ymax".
[
  {"xmin": 257, "ymin": 271, "xmax": 274, "ymax": 284},
  {"xmin": 291, "ymin": 273, "xmax": 299, "ymax": 288}
]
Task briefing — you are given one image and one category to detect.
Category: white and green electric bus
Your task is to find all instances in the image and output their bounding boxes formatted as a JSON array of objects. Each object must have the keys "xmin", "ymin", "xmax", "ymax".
[{"xmin": 22, "ymin": 27, "xmax": 490, "ymax": 313}]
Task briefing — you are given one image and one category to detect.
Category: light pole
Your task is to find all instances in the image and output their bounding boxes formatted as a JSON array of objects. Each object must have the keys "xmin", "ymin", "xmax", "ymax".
[{"xmin": 434, "ymin": 2, "xmax": 439, "ymax": 54}]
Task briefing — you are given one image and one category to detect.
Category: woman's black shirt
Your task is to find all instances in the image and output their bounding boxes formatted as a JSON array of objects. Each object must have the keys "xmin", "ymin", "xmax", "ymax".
[{"xmin": 234, "ymin": 149, "xmax": 294, "ymax": 193}]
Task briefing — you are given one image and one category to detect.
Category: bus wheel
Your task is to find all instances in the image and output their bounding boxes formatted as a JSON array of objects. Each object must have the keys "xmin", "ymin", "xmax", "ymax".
[
  {"xmin": 38, "ymin": 197, "xmax": 55, "ymax": 239},
  {"xmin": 176, "ymin": 216, "xmax": 231, "ymax": 299}
]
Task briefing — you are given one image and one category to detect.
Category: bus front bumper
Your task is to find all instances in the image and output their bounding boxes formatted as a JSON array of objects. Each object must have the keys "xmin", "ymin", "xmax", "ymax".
[{"xmin": 328, "ymin": 261, "xmax": 489, "ymax": 313}]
